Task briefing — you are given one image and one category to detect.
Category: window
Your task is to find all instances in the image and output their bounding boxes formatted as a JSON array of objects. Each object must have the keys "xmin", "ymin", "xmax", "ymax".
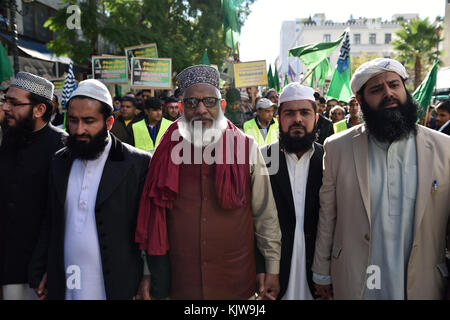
[
  {"xmin": 324, "ymin": 34, "xmax": 331, "ymax": 42},
  {"xmin": 385, "ymin": 33, "xmax": 392, "ymax": 44},
  {"xmin": 369, "ymin": 33, "xmax": 377, "ymax": 45},
  {"xmin": 22, "ymin": 2, "xmax": 55, "ymax": 43},
  {"xmin": 354, "ymin": 34, "xmax": 361, "ymax": 45}
]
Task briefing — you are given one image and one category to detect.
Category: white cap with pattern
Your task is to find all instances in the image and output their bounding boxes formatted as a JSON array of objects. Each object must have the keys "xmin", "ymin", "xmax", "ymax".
[
  {"xmin": 11, "ymin": 72, "xmax": 54, "ymax": 100},
  {"xmin": 350, "ymin": 58, "xmax": 408, "ymax": 95}
]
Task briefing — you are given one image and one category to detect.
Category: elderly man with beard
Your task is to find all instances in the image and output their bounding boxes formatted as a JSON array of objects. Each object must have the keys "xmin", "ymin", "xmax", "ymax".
[
  {"xmin": 28, "ymin": 79, "xmax": 151, "ymax": 300},
  {"xmin": 0, "ymin": 72, "xmax": 66, "ymax": 300},
  {"xmin": 259, "ymin": 83, "xmax": 324, "ymax": 300},
  {"xmin": 135, "ymin": 65, "xmax": 281, "ymax": 300},
  {"xmin": 312, "ymin": 58, "xmax": 450, "ymax": 300}
]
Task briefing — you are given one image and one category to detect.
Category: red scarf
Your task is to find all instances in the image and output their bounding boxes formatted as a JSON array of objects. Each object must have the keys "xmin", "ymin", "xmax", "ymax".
[{"xmin": 135, "ymin": 119, "xmax": 250, "ymax": 255}]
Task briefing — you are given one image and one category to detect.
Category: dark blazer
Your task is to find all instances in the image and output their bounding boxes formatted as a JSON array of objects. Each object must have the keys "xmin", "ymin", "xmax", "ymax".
[
  {"xmin": 29, "ymin": 134, "xmax": 150, "ymax": 300},
  {"xmin": 316, "ymin": 114, "xmax": 334, "ymax": 145},
  {"xmin": 0, "ymin": 123, "xmax": 66, "ymax": 285},
  {"xmin": 261, "ymin": 141, "xmax": 324, "ymax": 299}
]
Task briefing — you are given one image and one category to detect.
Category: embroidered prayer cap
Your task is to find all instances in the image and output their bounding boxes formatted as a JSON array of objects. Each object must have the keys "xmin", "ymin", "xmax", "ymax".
[
  {"xmin": 279, "ymin": 82, "xmax": 315, "ymax": 104},
  {"xmin": 256, "ymin": 98, "xmax": 277, "ymax": 110},
  {"xmin": 176, "ymin": 65, "xmax": 220, "ymax": 94},
  {"xmin": 350, "ymin": 58, "xmax": 408, "ymax": 95},
  {"xmin": 69, "ymin": 79, "xmax": 113, "ymax": 111},
  {"xmin": 11, "ymin": 72, "xmax": 54, "ymax": 100}
]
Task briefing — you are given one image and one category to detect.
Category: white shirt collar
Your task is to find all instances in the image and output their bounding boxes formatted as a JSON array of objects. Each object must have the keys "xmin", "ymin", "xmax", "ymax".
[{"xmin": 284, "ymin": 143, "xmax": 315, "ymax": 162}]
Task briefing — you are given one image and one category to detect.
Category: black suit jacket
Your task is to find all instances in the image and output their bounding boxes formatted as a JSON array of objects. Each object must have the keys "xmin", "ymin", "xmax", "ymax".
[
  {"xmin": 29, "ymin": 134, "xmax": 150, "ymax": 300},
  {"xmin": 316, "ymin": 114, "xmax": 334, "ymax": 145},
  {"xmin": 261, "ymin": 141, "xmax": 324, "ymax": 299},
  {"xmin": 0, "ymin": 123, "xmax": 66, "ymax": 285}
]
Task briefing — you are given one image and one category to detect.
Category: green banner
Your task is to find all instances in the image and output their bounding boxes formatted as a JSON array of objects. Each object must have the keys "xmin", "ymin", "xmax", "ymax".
[
  {"xmin": 131, "ymin": 58, "xmax": 172, "ymax": 89},
  {"xmin": 92, "ymin": 56, "xmax": 128, "ymax": 84},
  {"xmin": 125, "ymin": 43, "xmax": 158, "ymax": 73}
]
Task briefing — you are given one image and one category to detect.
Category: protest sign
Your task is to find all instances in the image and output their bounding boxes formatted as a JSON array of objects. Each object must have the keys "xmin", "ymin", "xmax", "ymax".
[
  {"xmin": 131, "ymin": 57, "xmax": 172, "ymax": 89},
  {"xmin": 125, "ymin": 43, "xmax": 158, "ymax": 73},
  {"xmin": 92, "ymin": 56, "xmax": 128, "ymax": 84},
  {"xmin": 234, "ymin": 60, "xmax": 268, "ymax": 88}
]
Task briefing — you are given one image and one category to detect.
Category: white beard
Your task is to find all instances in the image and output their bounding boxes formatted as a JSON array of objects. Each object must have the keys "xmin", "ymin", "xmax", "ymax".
[{"xmin": 178, "ymin": 109, "xmax": 228, "ymax": 148}]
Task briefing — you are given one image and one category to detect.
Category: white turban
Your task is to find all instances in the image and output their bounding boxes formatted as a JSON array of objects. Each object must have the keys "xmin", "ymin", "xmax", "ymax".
[
  {"xmin": 279, "ymin": 82, "xmax": 315, "ymax": 104},
  {"xmin": 350, "ymin": 58, "xmax": 408, "ymax": 95}
]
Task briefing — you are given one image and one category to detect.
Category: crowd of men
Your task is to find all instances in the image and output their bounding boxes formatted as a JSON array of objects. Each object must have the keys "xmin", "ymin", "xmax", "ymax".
[{"xmin": 0, "ymin": 57, "xmax": 449, "ymax": 301}]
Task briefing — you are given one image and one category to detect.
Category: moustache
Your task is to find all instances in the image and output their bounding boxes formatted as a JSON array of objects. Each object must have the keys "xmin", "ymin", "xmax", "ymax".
[
  {"xmin": 190, "ymin": 116, "xmax": 214, "ymax": 125},
  {"xmin": 288, "ymin": 123, "xmax": 306, "ymax": 131},
  {"xmin": 379, "ymin": 98, "xmax": 401, "ymax": 109}
]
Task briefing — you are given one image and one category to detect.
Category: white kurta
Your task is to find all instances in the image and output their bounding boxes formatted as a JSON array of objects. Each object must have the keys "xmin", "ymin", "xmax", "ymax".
[
  {"xmin": 282, "ymin": 145, "xmax": 315, "ymax": 300},
  {"xmin": 64, "ymin": 137, "xmax": 112, "ymax": 300}
]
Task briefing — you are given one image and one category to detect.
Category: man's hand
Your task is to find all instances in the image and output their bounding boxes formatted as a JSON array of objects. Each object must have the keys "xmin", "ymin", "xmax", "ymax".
[
  {"xmin": 134, "ymin": 275, "xmax": 151, "ymax": 300},
  {"xmin": 263, "ymin": 273, "xmax": 279, "ymax": 300},
  {"xmin": 314, "ymin": 284, "xmax": 333, "ymax": 300},
  {"xmin": 256, "ymin": 273, "xmax": 265, "ymax": 300},
  {"xmin": 34, "ymin": 273, "xmax": 48, "ymax": 300}
]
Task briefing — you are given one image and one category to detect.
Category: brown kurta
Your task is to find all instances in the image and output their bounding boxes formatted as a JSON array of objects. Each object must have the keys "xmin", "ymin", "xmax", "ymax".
[{"xmin": 167, "ymin": 159, "xmax": 256, "ymax": 300}]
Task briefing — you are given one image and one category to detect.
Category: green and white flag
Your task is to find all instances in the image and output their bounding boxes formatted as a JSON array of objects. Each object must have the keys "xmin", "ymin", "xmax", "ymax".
[{"xmin": 413, "ymin": 60, "xmax": 439, "ymax": 121}]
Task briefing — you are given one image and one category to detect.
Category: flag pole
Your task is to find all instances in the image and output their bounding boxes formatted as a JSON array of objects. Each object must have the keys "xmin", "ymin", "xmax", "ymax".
[{"xmin": 301, "ymin": 68, "xmax": 315, "ymax": 84}]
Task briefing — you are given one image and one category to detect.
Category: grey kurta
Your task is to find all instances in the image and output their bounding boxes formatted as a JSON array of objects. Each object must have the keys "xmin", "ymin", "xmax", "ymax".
[{"xmin": 364, "ymin": 133, "xmax": 417, "ymax": 300}]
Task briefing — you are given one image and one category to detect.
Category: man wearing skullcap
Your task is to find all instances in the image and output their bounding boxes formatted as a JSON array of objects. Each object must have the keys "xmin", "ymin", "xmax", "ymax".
[
  {"xmin": 259, "ymin": 83, "xmax": 324, "ymax": 300},
  {"xmin": 0, "ymin": 72, "xmax": 66, "ymax": 300},
  {"xmin": 136, "ymin": 65, "xmax": 281, "ymax": 300},
  {"xmin": 243, "ymin": 98, "xmax": 279, "ymax": 147},
  {"xmin": 29, "ymin": 79, "xmax": 151, "ymax": 300},
  {"xmin": 312, "ymin": 58, "xmax": 450, "ymax": 300}
]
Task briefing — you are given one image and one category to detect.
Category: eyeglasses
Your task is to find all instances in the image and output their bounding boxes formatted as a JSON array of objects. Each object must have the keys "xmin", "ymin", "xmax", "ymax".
[
  {"xmin": 1, "ymin": 98, "xmax": 33, "ymax": 108},
  {"xmin": 183, "ymin": 97, "xmax": 220, "ymax": 110}
]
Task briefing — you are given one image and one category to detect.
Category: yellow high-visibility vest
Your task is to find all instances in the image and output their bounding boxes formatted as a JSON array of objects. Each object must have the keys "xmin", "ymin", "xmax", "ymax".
[
  {"xmin": 132, "ymin": 118, "xmax": 173, "ymax": 154},
  {"xmin": 243, "ymin": 117, "xmax": 279, "ymax": 147}
]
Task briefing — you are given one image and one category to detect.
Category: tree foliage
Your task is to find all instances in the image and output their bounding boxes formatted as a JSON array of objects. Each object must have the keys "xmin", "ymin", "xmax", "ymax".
[
  {"xmin": 351, "ymin": 52, "xmax": 381, "ymax": 75},
  {"xmin": 44, "ymin": 0, "xmax": 255, "ymax": 74},
  {"xmin": 392, "ymin": 17, "xmax": 441, "ymax": 89}
]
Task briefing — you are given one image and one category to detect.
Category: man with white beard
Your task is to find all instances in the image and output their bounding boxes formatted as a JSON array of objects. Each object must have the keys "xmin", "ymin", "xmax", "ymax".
[{"xmin": 135, "ymin": 65, "xmax": 281, "ymax": 300}]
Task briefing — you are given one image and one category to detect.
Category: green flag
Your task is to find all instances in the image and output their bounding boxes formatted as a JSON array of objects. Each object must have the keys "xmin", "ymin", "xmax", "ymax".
[
  {"xmin": 0, "ymin": 43, "xmax": 13, "ymax": 83},
  {"xmin": 267, "ymin": 64, "xmax": 274, "ymax": 89},
  {"xmin": 289, "ymin": 30, "xmax": 347, "ymax": 72},
  {"xmin": 284, "ymin": 74, "xmax": 289, "ymax": 87},
  {"xmin": 309, "ymin": 58, "xmax": 332, "ymax": 88},
  {"xmin": 222, "ymin": 0, "xmax": 241, "ymax": 51},
  {"xmin": 274, "ymin": 65, "xmax": 280, "ymax": 92},
  {"xmin": 413, "ymin": 60, "xmax": 439, "ymax": 121},
  {"xmin": 327, "ymin": 31, "xmax": 352, "ymax": 102},
  {"xmin": 200, "ymin": 49, "xmax": 211, "ymax": 65}
]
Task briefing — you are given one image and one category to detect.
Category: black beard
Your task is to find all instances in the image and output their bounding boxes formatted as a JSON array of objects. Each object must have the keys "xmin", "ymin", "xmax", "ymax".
[
  {"xmin": 2, "ymin": 107, "xmax": 35, "ymax": 148},
  {"xmin": 64, "ymin": 124, "xmax": 109, "ymax": 160},
  {"xmin": 279, "ymin": 122, "xmax": 316, "ymax": 154},
  {"xmin": 360, "ymin": 92, "xmax": 418, "ymax": 143}
]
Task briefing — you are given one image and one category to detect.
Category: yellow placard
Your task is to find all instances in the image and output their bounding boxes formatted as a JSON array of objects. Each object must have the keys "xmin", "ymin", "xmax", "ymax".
[{"xmin": 234, "ymin": 60, "xmax": 268, "ymax": 88}]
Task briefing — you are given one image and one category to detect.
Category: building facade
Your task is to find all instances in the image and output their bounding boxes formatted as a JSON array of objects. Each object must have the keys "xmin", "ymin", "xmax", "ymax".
[{"xmin": 278, "ymin": 13, "xmax": 418, "ymax": 85}]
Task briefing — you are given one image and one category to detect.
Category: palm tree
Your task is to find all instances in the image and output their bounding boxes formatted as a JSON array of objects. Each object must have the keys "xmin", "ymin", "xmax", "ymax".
[{"xmin": 392, "ymin": 18, "xmax": 441, "ymax": 89}]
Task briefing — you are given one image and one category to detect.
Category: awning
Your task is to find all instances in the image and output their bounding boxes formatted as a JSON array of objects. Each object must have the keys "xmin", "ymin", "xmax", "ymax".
[{"xmin": 0, "ymin": 32, "xmax": 72, "ymax": 65}]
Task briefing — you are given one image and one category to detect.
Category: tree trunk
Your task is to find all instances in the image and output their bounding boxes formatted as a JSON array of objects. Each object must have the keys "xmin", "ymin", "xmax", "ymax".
[{"xmin": 414, "ymin": 55, "xmax": 421, "ymax": 90}]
